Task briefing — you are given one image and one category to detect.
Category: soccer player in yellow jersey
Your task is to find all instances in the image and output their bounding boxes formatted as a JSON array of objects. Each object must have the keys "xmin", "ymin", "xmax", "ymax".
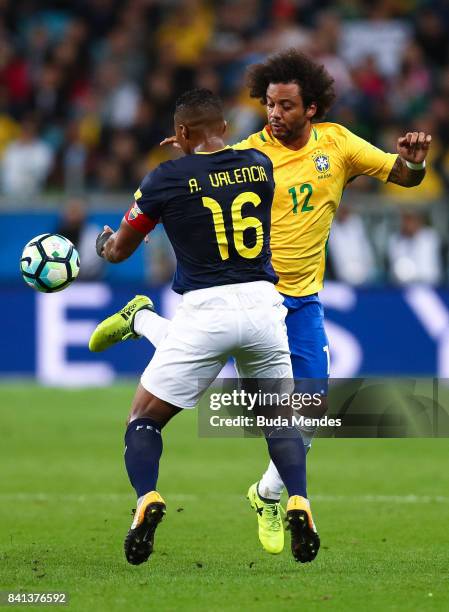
[
  {"xmin": 237, "ymin": 49, "xmax": 430, "ymax": 555},
  {"xmin": 91, "ymin": 50, "xmax": 431, "ymax": 561}
]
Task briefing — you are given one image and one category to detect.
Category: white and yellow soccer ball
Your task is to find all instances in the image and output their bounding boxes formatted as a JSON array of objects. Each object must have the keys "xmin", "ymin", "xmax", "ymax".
[{"xmin": 20, "ymin": 233, "xmax": 80, "ymax": 292}]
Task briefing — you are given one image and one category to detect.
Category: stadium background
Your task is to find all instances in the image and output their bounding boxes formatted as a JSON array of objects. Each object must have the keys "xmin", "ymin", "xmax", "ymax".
[
  {"xmin": 1, "ymin": 3, "xmax": 449, "ymax": 610},
  {"xmin": 2, "ymin": 0, "xmax": 449, "ymax": 382}
]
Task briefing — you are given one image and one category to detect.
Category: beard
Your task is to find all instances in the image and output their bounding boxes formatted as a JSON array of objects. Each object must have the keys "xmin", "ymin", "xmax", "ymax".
[{"xmin": 270, "ymin": 116, "xmax": 308, "ymax": 144}]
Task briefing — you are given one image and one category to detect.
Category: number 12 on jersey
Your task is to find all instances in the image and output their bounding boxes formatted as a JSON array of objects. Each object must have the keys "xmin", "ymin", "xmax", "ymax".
[
  {"xmin": 202, "ymin": 191, "xmax": 264, "ymax": 260},
  {"xmin": 289, "ymin": 183, "xmax": 314, "ymax": 214}
]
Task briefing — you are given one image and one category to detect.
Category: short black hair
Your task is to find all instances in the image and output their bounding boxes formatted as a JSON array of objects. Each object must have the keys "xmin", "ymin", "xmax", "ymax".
[
  {"xmin": 246, "ymin": 49, "xmax": 336, "ymax": 121},
  {"xmin": 175, "ymin": 88, "xmax": 224, "ymax": 123}
]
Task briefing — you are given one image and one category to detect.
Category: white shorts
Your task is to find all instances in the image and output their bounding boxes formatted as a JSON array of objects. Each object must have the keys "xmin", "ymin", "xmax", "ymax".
[{"xmin": 141, "ymin": 281, "xmax": 292, "ymax": 408}]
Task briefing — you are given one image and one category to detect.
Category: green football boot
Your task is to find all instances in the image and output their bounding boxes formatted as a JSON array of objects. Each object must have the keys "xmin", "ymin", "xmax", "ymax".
[
  {"xmin": 247, "ymin": 482, "xmax": 284, "ymax": 554},
  {"xmin": 89, "ymin": 295, "xmax": 154, "ymax": 352}
]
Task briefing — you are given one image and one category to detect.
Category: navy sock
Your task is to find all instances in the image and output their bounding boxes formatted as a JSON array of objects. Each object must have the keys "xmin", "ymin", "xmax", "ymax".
[
  {"xmin": 264, "ymin": 427, "xmax": 307, "ymax": 498},
  {"xmin": 124, "ymin": 418, "xmax": 163, "ymax": 498}
]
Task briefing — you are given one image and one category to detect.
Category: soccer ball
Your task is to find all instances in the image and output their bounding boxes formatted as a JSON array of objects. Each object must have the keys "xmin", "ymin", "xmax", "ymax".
[{"xmin": 20, "ymin": 233, "xmax": 80, "ymax": 292}]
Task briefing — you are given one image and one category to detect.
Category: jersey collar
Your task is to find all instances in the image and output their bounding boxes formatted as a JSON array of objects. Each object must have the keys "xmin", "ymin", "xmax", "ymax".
[
  {"xmin": 195, "ymin": 145, "xmax": 231, "ymax": 155},
  {"xmin": 259, "ymin": 126, "xmax": 276, "ymax": 144}
]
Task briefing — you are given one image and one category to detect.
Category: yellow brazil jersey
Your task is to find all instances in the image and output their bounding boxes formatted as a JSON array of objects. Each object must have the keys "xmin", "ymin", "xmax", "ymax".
[{"xmin": 233, "ymin": 123, "xmax": 397, "ymax": 296}]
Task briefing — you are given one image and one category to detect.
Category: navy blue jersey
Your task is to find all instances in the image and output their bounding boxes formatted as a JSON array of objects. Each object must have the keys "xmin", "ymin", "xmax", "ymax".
[{"xmin": 125, "ymin": 147, "xmax": 278, "ymax": 294}]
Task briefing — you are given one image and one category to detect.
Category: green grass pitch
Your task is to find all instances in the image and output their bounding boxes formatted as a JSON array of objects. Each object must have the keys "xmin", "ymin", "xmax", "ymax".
[{"xmin": 1, "ymin": 384, "xmax": 448, "ymax": 611}]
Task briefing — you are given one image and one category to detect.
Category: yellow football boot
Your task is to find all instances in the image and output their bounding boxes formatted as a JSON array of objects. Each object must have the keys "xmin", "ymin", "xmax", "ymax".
[
  {"xmin": 124, "ymin": 491, "xmax": 166, "ymax": 565},
  {"xmin": 286, "ymin": 495, "xmax": 320, "ymax": 562},
  {"xmin": 247, "ymin": 482, "xmax": 284, "ymax": 554},
  {"xmin": 89, "ymin": 295, "xmax": 154, "ymax": 352}
]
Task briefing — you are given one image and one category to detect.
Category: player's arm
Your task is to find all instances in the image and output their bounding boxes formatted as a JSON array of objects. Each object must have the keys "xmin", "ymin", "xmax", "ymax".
[
  {"xmin": 97, "ymin": 208, "xmax": 159, "ymax": 263},
  {"xmin": 96, "ymin": 168, "xmax": 165, "ymax": 263},
  {"xmin": 344, "ymin": 127, "xmax": 432, "ymax": 188},
  {"xmin": 386, "ymin": 131, "xmax": 432, "ymax": 187}
]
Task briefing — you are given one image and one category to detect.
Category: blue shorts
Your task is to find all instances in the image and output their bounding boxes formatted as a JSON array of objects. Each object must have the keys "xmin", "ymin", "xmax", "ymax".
[{"xmin": 282, "ymin": 293, "xmax": 329, "ymax": 394}]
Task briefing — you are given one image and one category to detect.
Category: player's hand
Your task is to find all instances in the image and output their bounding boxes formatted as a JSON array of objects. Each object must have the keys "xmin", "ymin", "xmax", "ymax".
[
  {"xmin": 160, "ymin": 135, "xmax": 181, "ymax": 149},
  {"xmin": 96, "ymin": 225, "xmax": 114, "ymax": 257},
  {"xmin": 397, "ymin": 132, "xmax": 432, "ymax": 164}
]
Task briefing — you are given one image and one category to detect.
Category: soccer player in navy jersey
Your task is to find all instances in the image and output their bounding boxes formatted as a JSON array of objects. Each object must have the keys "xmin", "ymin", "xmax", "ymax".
[{"xmin": 90, "ymin": 89, "xmax": 319, "ymax": 565}]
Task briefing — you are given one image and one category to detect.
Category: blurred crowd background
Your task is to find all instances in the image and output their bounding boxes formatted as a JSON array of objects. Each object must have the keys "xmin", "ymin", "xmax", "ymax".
[{"xmin": 1, "ymin": 0, "xmax": 449, "ymax": 286}]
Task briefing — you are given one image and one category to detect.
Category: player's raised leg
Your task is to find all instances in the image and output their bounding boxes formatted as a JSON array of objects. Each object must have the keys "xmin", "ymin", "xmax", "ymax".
[
  {"xmin": 123, "ymin": 384, "xmax": 181, "ymax": 565},
  {"xmin": 89, "ymin": 294, "xmax": 168, "ymax": 352},
  {"xmin": 133, "ymin": 307, "xmax": 170, "ymax": 348}
]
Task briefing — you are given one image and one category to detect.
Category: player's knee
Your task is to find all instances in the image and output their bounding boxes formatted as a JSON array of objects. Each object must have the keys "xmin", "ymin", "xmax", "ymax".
[
  {"xmin": 129, "ymin": 393, "xmax": 162, "ymax": 422},
  {"xmin": 128, "ymin": 395, "xmax": 148, "ymax": 418}
]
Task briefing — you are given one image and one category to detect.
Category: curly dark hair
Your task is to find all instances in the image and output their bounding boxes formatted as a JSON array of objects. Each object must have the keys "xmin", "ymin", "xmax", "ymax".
[{"xmin": 246, "ymin": 49, "xmax": 336, "ymax": 121}]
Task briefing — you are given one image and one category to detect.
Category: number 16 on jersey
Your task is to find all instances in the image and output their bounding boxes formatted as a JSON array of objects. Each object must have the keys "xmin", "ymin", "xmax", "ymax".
[{"xmin": 202, "ymin": 191, "xmax": 264, "ymax": 260}]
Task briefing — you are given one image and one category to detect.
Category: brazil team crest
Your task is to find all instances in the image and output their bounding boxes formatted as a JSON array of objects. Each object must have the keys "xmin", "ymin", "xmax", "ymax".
[{"xmin": 312, "ymin": 152, "xmax": 330, "ymax": 173}]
